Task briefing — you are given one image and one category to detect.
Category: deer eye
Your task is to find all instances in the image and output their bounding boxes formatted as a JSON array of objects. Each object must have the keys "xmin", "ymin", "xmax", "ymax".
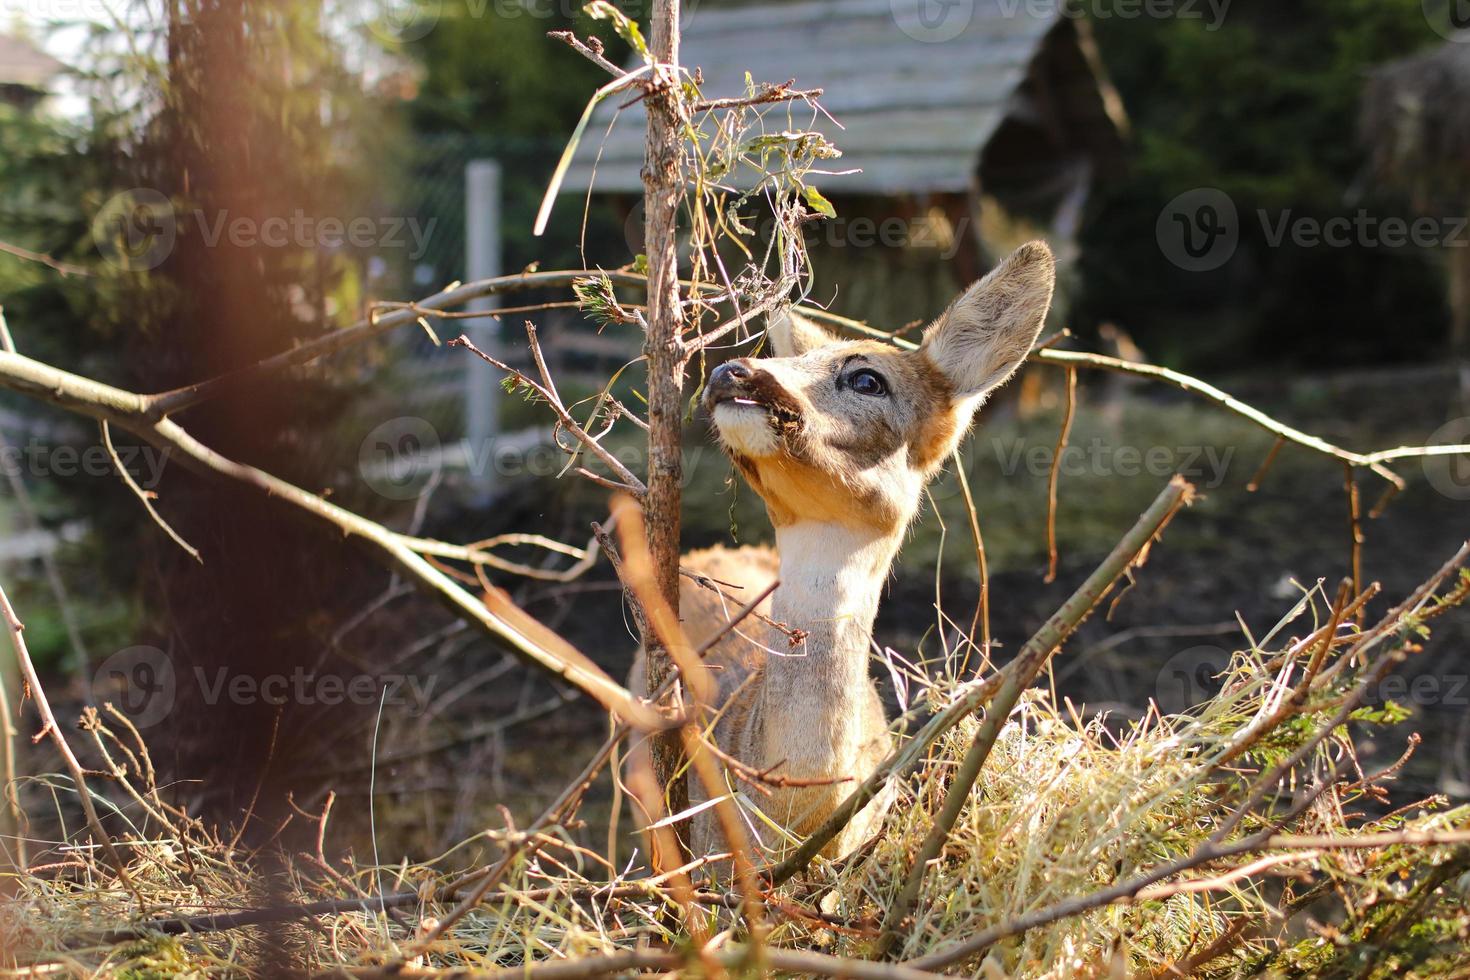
[{"xmin": 846, "ymin": 368, "xmax": 888, "ymax": 397}]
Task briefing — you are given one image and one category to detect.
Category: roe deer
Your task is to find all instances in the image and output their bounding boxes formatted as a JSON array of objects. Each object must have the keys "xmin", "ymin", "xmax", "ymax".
[{"xmin": 663, "ymin": 241, "xmax": 1056, "ymax": 859}]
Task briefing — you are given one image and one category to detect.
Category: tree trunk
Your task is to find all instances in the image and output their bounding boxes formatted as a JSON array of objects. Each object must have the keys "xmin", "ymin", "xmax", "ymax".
[{"xmin": 642, "ymin": 0, "xmax": 688, "ymax": 839}]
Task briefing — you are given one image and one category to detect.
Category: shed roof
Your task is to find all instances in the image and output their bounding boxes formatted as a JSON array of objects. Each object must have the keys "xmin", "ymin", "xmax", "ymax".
[
  {"xmin": 0, "ymin": 34, "xmax": 63, "ymax": 88},
  {"xmin": 563, "ymin": 0, "xmax": 1122, "ymax": 196}
]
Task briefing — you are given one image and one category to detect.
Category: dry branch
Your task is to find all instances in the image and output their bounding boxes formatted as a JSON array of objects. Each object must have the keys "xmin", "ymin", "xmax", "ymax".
[
  {"xmin": 875, "ymin": 476, "xmax": 1196, "ymax": 954},
  {"xmin": 1044, "ymin": 365, "xmax": 1077, "ymax": 582},
  {"xmin": 78, "ymin": 567, "xmax": 788, "ymax": 952},
  {"xmin": 0, "ymin": 238, "xmax": 92, "ymax": 278},
  {"xmin": 0, "ymin": 346, "xmax": 660, "ymax": 731},
  {"xmin": 609, "ymin": 495, "xmax": 767, "ymax": 941},
  {"xmin": 953, "ymin": 456, "xmax": 991, "ymax": 667},
  {"xmin": 903, "ymin": 540, "xmax": 1470, "ymax": 971},
  {"xmin": 449, "ymin": 332, "xmax": 647, "ymax": 496},
  {"xmin": 639, "ymin": 0, "xmax": 692, "ymax": 840},
  {"xmin": 144, "ymin": 269, "xmax": 661, "ymax": 417},
  {"xmin": 0, "ymin": 583, "xmax": 139, "ymax": 906}
]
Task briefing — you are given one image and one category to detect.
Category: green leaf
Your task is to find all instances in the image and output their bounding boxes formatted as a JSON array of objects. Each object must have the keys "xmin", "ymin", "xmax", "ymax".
[
  {"xmin": 533, "ymin": 63, "xmax": 653, "ymax": 237},
  {"xmin": 1350, "ymin": 700, "xmax": 1412, "ymax": 725},
  {"xmin": 803, "ymin": 185, "xmax": 836, "ymax": 219}
]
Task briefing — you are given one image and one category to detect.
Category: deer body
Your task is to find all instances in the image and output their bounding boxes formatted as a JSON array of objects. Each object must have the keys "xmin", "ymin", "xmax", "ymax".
[{"xmin": 655, "ymin": 242, "xmax": 1057, "ymax": 860}]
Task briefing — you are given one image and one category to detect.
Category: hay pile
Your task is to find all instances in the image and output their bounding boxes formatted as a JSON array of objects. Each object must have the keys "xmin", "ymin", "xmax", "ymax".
[{"xmin": 4, "ymin": 559, "xmax": 1470, "ymax": 978}]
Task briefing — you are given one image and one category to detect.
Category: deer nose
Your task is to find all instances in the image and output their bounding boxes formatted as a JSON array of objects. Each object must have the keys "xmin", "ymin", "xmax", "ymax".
[{"xmin": 711, "ymin": 359, "xmax": 754, "ymax": 387}]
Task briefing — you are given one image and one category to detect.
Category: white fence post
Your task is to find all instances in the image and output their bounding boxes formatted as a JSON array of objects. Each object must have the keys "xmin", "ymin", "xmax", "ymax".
[{"xmin": 464, "ymin": 159, "xmax": 502, "ymax": 505}]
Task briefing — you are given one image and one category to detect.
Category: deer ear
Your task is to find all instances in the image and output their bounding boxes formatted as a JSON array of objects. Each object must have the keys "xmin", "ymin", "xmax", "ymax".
[
  {"xmin": 768, "ymin": 307, "xmax": 838, "ymax": 357},
  {"xmin": 922, "ymin": 241, "xmax": 1055, "ymax": 400}
]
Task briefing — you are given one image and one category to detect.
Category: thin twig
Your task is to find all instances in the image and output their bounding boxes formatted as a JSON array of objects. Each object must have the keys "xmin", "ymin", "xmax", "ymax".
[
  {"xmin": 610, "ymin": 494, "xmax": 767, "ymax": 939},
  {"xmin": 143, "ymin": 269, "xmax": 664, "ymax": 417},
  {"xmin": 0, "ymin": 642, "xmax": 23, "ymax": 872},
  {"xmin": 412, "ymin": 725, "xmax": 628, "ymax": 951},
  {"xmin": 0, "ymin": 581, "xmax": 141, "ymax": 907},
  {"xmin": 547, "ymin": 29, "xmax": 628, "ymax": 78},
  {"xmin": 1211, "ymin": 542, "xmax": 1470, "ymax": 847},
  {"xmin": 953, "ymin": 455, "xmax": 990, "ymax": 671},
  {"xmin": 407, "ymin": 529, "xmax": 602, "ymax": 584},
  {"xmin": 0, "ymin": 239, "xmax": 92, "ymax": 278},
  {"xmin": 1246, "ymin": 435, "xmax": 1286, "ymax": 492},
  {"xmin": 1343, "ymin": 462, "xmax": 1363, "ymax": 622},
  {"xmin": 1045, "ymin": 366, "xmax": 1077, "ymax": 583},
  {"xmin": 450, "ymin": 332, "xmax": 647, "ymax": 497},
  {"xmin": 1213, "ymin": 580, "xmax": 1353, "ymax": 768},
  {"xmin": 100, "ymin": 421, "xmax": 198, "ymax": 563},
  {"xmin": 691, "ymin": 81, "xmax": 824, "ymax": 113},
  {"xmin": 0, "ymin": 344, "xmax": 660, "ymax": 730}
]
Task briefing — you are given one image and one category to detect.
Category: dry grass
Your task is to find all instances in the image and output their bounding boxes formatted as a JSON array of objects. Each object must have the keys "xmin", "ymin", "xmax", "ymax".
[{"xmin": 4, "ymin": 557, "xmax": 1470, "ymax": 978}]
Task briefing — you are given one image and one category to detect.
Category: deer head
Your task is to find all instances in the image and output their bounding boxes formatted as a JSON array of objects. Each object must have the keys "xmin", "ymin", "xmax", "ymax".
[{"xmin": 703, "ymin": 241, "xmax": 1055, "ymax": 535}]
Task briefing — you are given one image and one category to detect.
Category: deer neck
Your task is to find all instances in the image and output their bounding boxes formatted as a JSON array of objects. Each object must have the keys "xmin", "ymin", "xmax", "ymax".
[{"xmin": 759, "ymin": 521, "xmax": 899, "ymax": 775}]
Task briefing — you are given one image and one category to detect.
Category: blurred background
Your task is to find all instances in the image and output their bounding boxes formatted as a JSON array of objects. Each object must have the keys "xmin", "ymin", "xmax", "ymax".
[{"xmin": 1, "ymin": 0, "xmax": 1468, "ymax": 877}]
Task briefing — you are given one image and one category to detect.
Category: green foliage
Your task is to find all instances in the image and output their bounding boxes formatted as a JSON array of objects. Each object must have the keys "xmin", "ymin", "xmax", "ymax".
[
  {"xmin": 1077, "ymin": 0, "xmax": 1453, "ymax": 369},
  {"xmin": 404, "ymin": 4, "xmax": 602, "ymax": 138},
  {"xmin": 0, "ymin": 1, "xmax": 407, "ymax": 681}
]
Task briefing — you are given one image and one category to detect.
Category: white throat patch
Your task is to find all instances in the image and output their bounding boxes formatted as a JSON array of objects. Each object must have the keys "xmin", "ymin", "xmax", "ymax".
[{"xmin": 712, "ymin": 402, "xmax": 780, "ymax": 458}]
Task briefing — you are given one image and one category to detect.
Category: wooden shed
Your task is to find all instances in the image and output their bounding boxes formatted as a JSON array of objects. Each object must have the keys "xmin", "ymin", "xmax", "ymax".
[
  {"xmin": 0, "ymin": 34, "xmax": 63, "ymax": 112},
  {"xmin": 564, "ymin": 0, "xmax": 1127, "ymax": 316}
]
